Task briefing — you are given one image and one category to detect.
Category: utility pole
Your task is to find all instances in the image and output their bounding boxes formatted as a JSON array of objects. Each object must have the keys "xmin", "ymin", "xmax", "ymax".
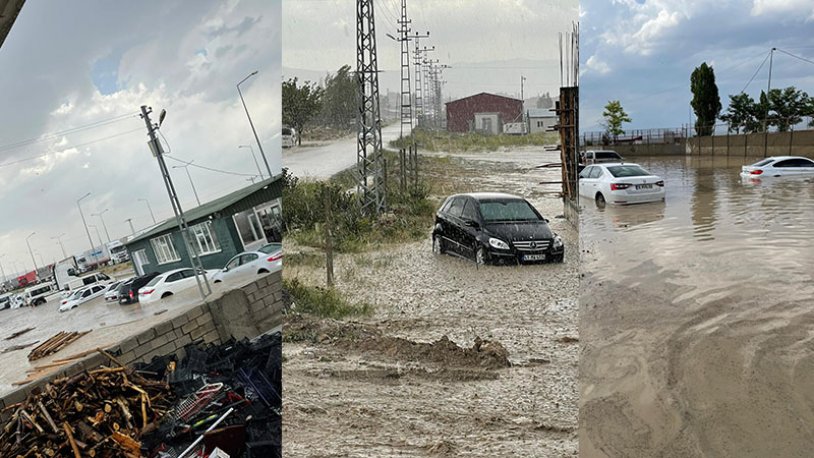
[
  {"xmin": 92, "ymin": 209, "xmax": 111, "ymax": 243},
  {"xmin": 764, "ymin": 47, "xmax": 776, "ymax": 157},
  {"xmin": 25, "ymin": 232, "xmax": 38, "ymax": 274},
  {"xmin": 172, "ymin": 162, "xmax": 201, "ymax": 207},
  {"xmin": 521, "ymin": 75, "xmax": 526, "ymax": 132},
  {"xmin": 356, "ymin": 0, "xmax": 386, "ymax": 214},
  {"xmin": 51, "ymin": 233, "xmax": 67, "ymax": 259},
  {"xmin": 77, "ymin": 192, "xmax": 94, "ymax": 255},
  {"xmin": 138, "ymin": 198, "xmax": 157, "ymax": 224},
  {"xmin": 125, "ymin": 218, "xmax": 136, "ymax": 236},
  {"xmin": 412, "ymin": 35, "xmax": 431, "ymax": 127},
  {"xmin": 89, "ymin": 225, "xmax": 103, "ymax": 248},
  {"xmin": 140, "ymin": 105, "xmax": 210, "ymax": 299},
  {"xmin": 237, "ymin": 71, "xmax": 274, "ymax": 178}
]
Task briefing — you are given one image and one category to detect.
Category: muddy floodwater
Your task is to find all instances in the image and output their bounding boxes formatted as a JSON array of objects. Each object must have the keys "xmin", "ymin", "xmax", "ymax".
[{"xmin": 579, "ymin": 155, "xmax": 814, "ymax": 457}]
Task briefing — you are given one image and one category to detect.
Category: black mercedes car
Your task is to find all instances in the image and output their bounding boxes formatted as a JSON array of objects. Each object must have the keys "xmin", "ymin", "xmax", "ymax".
[{"xmin": 432, "ymin": 193, "xmax": 565, "ymax": 265}]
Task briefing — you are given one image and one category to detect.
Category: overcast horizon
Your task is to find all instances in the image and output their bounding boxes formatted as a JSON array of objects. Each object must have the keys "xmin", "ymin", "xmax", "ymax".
[
  {"xmin": 580, "ymin": 0, "xmax": 814, "ymax": 132},
  {"xmin": 283, "ymin": 0, "xmax": 578, "ymax": 103},
  {"xmin": 0, "ymin": 0, "xmax": 281, "ymax": 277}
]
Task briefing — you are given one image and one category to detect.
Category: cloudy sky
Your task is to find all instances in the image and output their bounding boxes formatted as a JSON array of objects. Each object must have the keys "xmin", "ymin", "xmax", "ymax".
[
  {"xmin": 0, "ymin": 0, "xmax": 281, "ymax": 276},
  {"xmin": 580, "ymin": 0, "xmax": 814, "ymax": 131},
  {"xmin": 283, "ymin": 0, "xmax": 578, "ymax": 102}
]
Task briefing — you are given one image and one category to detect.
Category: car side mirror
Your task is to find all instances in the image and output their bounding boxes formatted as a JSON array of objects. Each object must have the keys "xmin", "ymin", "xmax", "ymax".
[
  {"xmin": 223, "ymin": 267, "xmax": 229, "ymax": 272},
  {"xmin": 464, "ymin": 220, "xmax": 480, "ymax": 229},
  {"xmin": 544, "ymin": 218, "xmax": 550, "ymax": 223}
]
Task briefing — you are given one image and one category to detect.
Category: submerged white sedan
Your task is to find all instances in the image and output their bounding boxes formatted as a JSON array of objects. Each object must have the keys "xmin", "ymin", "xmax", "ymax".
[
  {"xmin": 59, "ymin": 284, "xmax": 108, "ymax": 312},
  {"xmin": 579, "ymin": 163, "xmax": 666, "ymax": 206},
  {"xmin": 740, "ymin": 156, "xmax": 814, "ymax": 179},
  {"xmin": 212, "ymin": 242, "xmax": 283, "ymax": 284}
]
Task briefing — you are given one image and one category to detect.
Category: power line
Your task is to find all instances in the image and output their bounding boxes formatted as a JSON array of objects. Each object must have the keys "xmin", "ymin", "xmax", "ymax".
[
  {"xmin": 164, "ymin": 155, "xmax": 261, "ymax": 177},
  {"xmin": 740, "ymin": 50, "xmax": 771, "ymax": 94},
  {"xmin": 0, "ymin": 128, "xmax": 143, "ymax": 169},
  {"xmin": 0, "ymin": 113, "xmax": 139, "ymax": 154},
  {"xmin": 775, "ymin": 48, "xmax": 814, "ymax": 67}
]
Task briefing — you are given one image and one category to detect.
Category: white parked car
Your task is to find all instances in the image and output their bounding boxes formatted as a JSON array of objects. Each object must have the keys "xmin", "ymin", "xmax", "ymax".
[
  {"xmin": 212, "ymin": 243, "xmax": 283, "ymax": 284},
  {"xmin": 579, "ymin": 162, "xmax": 665, "ymax": 206},
  {"xmin": 740, "ymin": 156, "xmax": 814, "ymax": 179},
  {"xmin": 59, "ymin": 284, "xmax": 108, "ymax": 312},
  {"xmin": 282, "ymin": 126, "xmax": 298, "ymax": 148},
  {"xmin": 104, "ymin": 279, "xmax": 130, "ymax": 302},
  {"xmin": 138, "ymin": 268, "xmax": 218, "ymax": 304}
]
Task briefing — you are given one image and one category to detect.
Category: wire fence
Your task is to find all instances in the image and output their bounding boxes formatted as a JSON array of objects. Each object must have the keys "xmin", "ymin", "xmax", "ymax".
[{"xmin": 582, "ymin": 116, "xmax": 814, "ymax": 147}]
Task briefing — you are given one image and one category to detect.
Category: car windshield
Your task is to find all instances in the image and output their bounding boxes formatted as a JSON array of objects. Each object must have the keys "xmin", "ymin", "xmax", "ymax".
[
  {"xmin": 596, "ymin": 152, "xmax": 621, "ymax": 159},
  {"xmin": 69, "ymin": 289, "xmax": 85, "ymax": 299},
  {"xmin": 259, "ymin": 243, "xmax": 283, "ymax": 254},
  {"xmin": 480, "ymin": 200, "xmax": 541, "ymax": 222},
  {"xmin": 145, "ymin": 275, "xmax": 164, "ymax": 287},
  {"xmin": 751, "ymin": 158, "xmax": 775, "ymax": 167},
  {"xmin": 607, "ymin": 165, "xmax": 650, "ymax": 177}
]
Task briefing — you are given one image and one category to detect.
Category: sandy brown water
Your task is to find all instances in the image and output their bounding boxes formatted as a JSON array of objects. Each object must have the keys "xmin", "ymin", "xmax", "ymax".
[{"xmin": 579, "ymin": 155, "xmax": 814, "ymax": 457}]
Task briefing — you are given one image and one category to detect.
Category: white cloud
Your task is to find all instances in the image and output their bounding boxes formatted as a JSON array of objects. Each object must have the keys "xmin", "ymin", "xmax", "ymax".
[
  {"xmin": 585, "ymin": 55, "xmax": 611, "ymax": 75},
  {"xmin": 51, "ymin": 102, "xmax": 74, "ymax": 116},
  {"xmin": 751, "ymin": 0, "xmax": 814, "ymax": 18}
]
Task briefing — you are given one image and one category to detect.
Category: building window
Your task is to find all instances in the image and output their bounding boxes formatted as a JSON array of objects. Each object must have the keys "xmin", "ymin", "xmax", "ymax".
[
  {"xmin": 538, "ymin": 121, "xmax": 544, "ymax": 128},
  {"xmin": 150, "ymin": 234, "xmax": 180, "ymax": 264},
  {"xmin": 190, "ymin": 221, "xmax": 221, "ymax": 255},
  {"xmin": 233, "ymin": 210, "xmax": 264, "ymax": 248}
]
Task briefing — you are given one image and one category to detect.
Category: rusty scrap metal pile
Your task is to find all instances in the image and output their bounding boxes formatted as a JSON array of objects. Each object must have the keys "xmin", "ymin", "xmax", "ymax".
[{"xmin": 0, "ymin": 332, "xmax": 282, "ymax": 458}]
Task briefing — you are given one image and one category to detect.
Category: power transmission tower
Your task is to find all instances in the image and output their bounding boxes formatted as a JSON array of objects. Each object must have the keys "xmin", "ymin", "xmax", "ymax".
[
  {"xmin": 139, "ymin": 105, "xmax": 211, "ymax": 299},
  {"xmin": 423, "ymin": 57, "xmax": 439, "ymax": 128},
  {"xmin": 356, "ymin": 0, "xmax": 385, "ymax": 214}
]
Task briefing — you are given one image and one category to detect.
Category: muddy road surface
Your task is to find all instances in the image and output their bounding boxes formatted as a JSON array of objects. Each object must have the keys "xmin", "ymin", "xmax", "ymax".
[
  {"xmin": 580, "ymin": 156, "xmax": 814, "ymax": 457},
  {"xmin": 283, "ymin": 148, "xmax": 579, "ymax": 457}
]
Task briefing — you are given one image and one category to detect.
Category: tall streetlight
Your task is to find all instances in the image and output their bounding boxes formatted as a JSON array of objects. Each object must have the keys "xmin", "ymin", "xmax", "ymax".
[
  {"xmin": 88, "ymin": 225, "xmax": 103, "ymax": 248},
  {"xmin": 237, "ymin": 71, "xmax": 273, "ymax": 178},
  {"xmin": 172, "ymin": 162, "xmax": 201, "ymax": 206},
  {"xmin": 125, "ymin": 218, "xmax": 136, "ymax": 236},
  {"xmin": 92, "ymin": 209, "xmax": 111, "ymax": 243},
  {"xmin": 34, "ymin": 251, "xmax": 45, "ymax": 267},
  {"xmin": 77, "ymin": 192, "xmax": 94, "ymax": 252},
  {"xmin": 138, "ymin": 198, "xmax": 157, "ymax": 224},
  {"xmin": 239, "ymin": 144, "xmax": 264, "ymax": 179},
  {"xmin": 26, "ymin": 232, "xmax": 38, "ymax": 273},
  {"xmin": 51, "ymin": 233, "xmax": 67, "ymax": 259},
  {"xmin": 0, "ymin": 255, "xmax": 7, "ymax": 284}
]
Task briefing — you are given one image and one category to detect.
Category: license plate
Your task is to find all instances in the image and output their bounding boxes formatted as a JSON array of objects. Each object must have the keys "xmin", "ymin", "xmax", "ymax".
[
  {"xmin": 635, "ymin": 184, "xmax": 653, "ymax": 190},
  {"xmin": 523, "ymin": 254, "xmax": 546, "ymax": 261}
]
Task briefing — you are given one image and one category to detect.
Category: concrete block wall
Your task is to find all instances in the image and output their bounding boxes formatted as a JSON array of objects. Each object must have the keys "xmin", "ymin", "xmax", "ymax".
[{"xmin": 0, "ymin": 269, "xmax": 284, "ymax": 415}]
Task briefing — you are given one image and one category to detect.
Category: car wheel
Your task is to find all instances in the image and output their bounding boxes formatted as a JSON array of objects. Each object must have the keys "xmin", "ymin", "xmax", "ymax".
[
  {"xmin": 258, "ymin": 269, "xmax": 269, "ymax": 274},
  {"xmin": 161, "ymin": 292, "xmax": 173, "ymax": 299},
  {"xmin": 475, "ymin": 246, "xmax": 487, "ymax": 266},
  {"xmin": 595, "ymin": 192, "xmax": 606, "ymax": 208},
  {"xmin": 214, "ymin": 279, "xmax": 222, "ymax": 283},
  {"xmin": 432, "ymin": 234, "xmax": 446, "ymax": 255}
]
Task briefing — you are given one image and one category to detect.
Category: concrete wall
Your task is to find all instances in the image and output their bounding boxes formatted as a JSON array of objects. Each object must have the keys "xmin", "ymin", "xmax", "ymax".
[
  {"xmin": 0, "ymin": 270, "xmax": 284, "ymax": 416},
  {"xmin": 585, "ymin": 142, "xmax": 687, "ymax": 157}
]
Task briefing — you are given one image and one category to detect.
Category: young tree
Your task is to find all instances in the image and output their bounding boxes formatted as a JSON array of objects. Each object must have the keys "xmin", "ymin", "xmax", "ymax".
[
  {"xmin": 601, "ymin": 100, "xmax": 631, "ymax": 142},
  {"xmin": 690, "ymin": 62, "xmax": 722, "ymax": 136},
  {"xmin": 282, "ymin": 78, "xmax": 323, "ymax": 145}
]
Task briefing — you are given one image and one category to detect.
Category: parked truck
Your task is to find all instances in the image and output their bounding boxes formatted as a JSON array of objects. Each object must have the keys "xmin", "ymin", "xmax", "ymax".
[
  {"xmin": 16, "ymin": 270, "xmax": 37, "ymax": 288},
  {"xmin": 76, "ymin": 246, "xmax": 111, "ymax": 272},
  {"xmin": 107, "ymin": 239, "xmax": 130, "ymax": 264}
]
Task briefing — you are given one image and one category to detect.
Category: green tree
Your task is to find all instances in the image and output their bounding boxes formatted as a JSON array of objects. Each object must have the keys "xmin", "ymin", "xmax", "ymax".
[
  {"xmin": 767, "ymin": 86, "xmax": 810, "ymax": 131},
  {"xmin": 601, "ymin": 100, "xmax": 631, "ymax": 141},
  {"xmin": 282, "ymin": 78, "xmax": 323, "ymax": 145},
  {"xmin": 720, "ymin": 93, "xmax": 758, "ymax": 133},
  {"xmin": 690, "ymin": 62, "xmax": 722, "ymax": 136},
  {"xmin": 318, "ymin": 65, "xmax": 358, "ymax": 130}
]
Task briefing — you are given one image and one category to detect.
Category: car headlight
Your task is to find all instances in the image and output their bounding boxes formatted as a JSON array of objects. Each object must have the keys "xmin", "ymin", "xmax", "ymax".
[
  {"xmin": 488, "ymin": 237, "xmax": 510, "ymax": 250},
  {"xmin": 553, "ymin": 235, "xmax": 564, "ymax": 248}
]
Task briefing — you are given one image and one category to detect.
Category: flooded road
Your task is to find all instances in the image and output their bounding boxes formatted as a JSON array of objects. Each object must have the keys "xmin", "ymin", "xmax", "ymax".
[{"xmin": 579, "ymin": 156, "xmax": 814, "ymax": 457}]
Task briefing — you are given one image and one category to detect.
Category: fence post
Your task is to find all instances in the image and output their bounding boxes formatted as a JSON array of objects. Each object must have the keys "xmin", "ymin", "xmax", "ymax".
[
  {"xmin": 789, "ymin": 125, "xmax": 794, "ymax": 156},
  {"xmin": 711, "ymin": 125, "xmax": 715, "ymax": 157},
  {"xmin": 744, "ymin": 130, "xmax": 748, "ymax": 157},
  {"xmin": 726, "ymin": 124, "xmax": 730, "ymax": 157}
]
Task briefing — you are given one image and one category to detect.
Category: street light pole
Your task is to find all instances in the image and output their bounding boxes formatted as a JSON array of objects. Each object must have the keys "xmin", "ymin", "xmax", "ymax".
[
  {"xmin": 25, "ymin": 232, "xmax": 38, "ymax": 274},
  {"xmin": 77, "ymin": 192, "xmax": 94, "ymax": 253},
  {"xmin": 125, "ymin": 218, "xmax": 136, "ymax": 236},
  {"xmin": 239, "ymin": 144, "xmax": 264, "ymax": 179},
  {"xmin": 92, "ymin": 209, "xmax": 111, "ymax": 243},
  {"xmin": 237, "ymin": 71, "xmax": 273, "ymax": 178},
  {"xmin": 139, "ymin": 198, "xmax": 157, "ymax": 224},
  {"xmin": 88, "ymin": 225, "xmax": 103, "ymax": 248},
  {"xmin": 51, "ymin": 233, "xmax": 67, "ymax": 259},
  {"xmin": 172, "ymin": 162, "xmax": 201, "ymax": 206}
]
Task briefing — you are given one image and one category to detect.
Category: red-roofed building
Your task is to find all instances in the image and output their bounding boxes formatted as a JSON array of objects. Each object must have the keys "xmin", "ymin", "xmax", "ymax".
[{"xmin": 445, "ymin": 93, "xmax": 523, "ymax": 134}]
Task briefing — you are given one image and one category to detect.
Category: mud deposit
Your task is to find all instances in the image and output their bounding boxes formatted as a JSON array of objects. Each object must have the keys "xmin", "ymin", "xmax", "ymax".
[
  {"xmin": 580, "ymin": 156, "xmax": 814, "ymax": 457},
  {"xmin": 283, "ymin": 148, "xmax": 578, "ymax": 457}
]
